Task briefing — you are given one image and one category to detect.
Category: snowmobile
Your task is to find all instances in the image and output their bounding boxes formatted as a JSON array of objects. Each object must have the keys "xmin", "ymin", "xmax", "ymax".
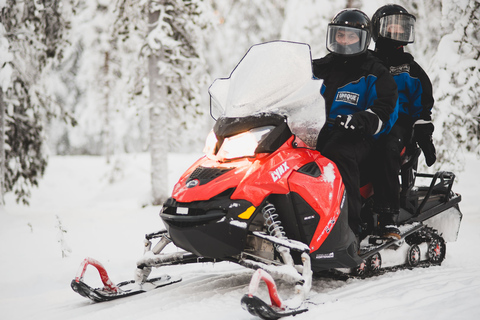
[{"xmin": 71, "ymin": 41, "xmax": 462, "ymax": 319}]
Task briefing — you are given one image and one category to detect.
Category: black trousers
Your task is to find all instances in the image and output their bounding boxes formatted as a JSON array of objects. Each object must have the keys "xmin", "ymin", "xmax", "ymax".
[
  {"xmin": 317, "ymin": 129, "xmax": 374, "ymax": 235},
  {"xmin": 370, "ymin": 124, "xmax": 411, "ymax": 211}
]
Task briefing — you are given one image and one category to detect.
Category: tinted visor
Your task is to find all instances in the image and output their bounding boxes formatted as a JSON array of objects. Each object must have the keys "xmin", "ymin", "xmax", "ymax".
[
  {"xmin": 326, "ymin": 25, "xmax": 369, "ymax": 55},
  {"xmin": 378, "ymin": 14, "xmax": 415, "ymax": 43}
]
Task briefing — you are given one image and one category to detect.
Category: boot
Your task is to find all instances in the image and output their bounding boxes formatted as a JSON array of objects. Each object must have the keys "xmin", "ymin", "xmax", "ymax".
[{"xmin": 376, "ymin": 205, "xmax": 401, "ymax": 240}]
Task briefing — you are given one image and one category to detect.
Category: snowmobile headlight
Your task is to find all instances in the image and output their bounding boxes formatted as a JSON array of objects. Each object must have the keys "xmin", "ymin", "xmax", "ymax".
[
  {"xmin": 203, "ymin": 130, "xmax": 218, "ymax": 156},
  {"xmin": 216, "ymin": 126, "xmax": 275, "ymax": 160}
]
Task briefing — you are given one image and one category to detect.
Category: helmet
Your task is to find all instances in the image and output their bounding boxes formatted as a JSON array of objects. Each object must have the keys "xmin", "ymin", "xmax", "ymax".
[
  {"xmin": 372, "ymin": 4, "xmax": 416, "ymax": 45},
  {"xmin": 326, "ymin": 9, "xmax": 372, "ymax": 56}
]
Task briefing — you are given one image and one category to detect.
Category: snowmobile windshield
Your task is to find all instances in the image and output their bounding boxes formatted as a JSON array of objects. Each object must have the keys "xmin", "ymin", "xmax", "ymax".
[
  {"xmin": 208, "ymin": 41, "xmax": 325, "ymax": 147},
  {"xmin": 378, "ymin": 14, "xmax": 415, "ymax": 43}
]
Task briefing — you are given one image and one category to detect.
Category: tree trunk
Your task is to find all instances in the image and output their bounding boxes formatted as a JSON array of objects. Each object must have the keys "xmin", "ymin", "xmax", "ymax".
[
  {"xmin": 148, "ymin": 3, "xmax": 169, "ymax": 205},
  {"xmin": 103, "ymin": 51, "xmax": 111, "ymax": 164},
  {"xmin": 0, "ymin": 88, "xmax": 5, "ymax": 205}
]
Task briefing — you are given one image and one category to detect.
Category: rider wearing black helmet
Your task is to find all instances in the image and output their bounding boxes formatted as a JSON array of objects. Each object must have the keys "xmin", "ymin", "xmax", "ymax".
[
  {"xmin": 313, "ymin": 9, "xmax": 398, "ymax": 240},
  {"xmin": 370, "ymin": 4, "xmax": 436, "ymax": 239},
  {"xmin": 326, "ymin": 9, "xmax": 371, "ymax": 56}
]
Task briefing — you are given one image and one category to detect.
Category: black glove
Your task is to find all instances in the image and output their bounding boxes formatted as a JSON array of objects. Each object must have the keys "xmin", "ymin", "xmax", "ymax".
[
  {"xmin": 334, "ymin": 114, "xmax": 365, "ymax": 134},
  {"xmin": 334, "ymin": 111, "xmax": 380, "ymax": 136},
  {"xmin": 414, "ymin": 122, "xmax": 436, "ymax": 167}
]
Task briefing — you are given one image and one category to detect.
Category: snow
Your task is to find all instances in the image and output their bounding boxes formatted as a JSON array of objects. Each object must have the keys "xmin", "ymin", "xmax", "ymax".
[
  {"xmin": 1, "ymin": 152, "xmax": 480, "ymax": 320},
  {"xmin": 321, "ymin": 163, "xmax": 336, "ymax": 183}
]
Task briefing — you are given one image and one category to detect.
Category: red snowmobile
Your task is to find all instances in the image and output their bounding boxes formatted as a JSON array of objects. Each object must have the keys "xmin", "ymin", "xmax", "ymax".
[{"xmin": 71, "ymin": 41, "xmax": 462, "ymax": 319}]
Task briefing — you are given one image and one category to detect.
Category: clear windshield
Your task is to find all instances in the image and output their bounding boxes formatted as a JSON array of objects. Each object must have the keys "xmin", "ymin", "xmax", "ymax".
[{"xmin": 208, "ymin": 41, "xmax": 325, "ymax": 147}]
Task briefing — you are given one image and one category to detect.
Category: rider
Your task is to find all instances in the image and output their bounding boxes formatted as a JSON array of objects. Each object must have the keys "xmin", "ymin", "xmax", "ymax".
[
  {"xmin": 312, "ymin": 9, "xmax": 398, "ymax": 241},
  {"xmin": 370, "ymin": 4, "xmax": 436, "ymax": 239}
]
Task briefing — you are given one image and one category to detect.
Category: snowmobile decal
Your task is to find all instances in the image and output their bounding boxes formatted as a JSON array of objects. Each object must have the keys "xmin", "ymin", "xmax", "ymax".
[
  {"xmin": 316, "ymin": 252, "xmax": 335, "ymax": 259},
  {"xmin": 270, "ymin": 161, "xmax": 290, "ymax": 182},
  {"xmin": 238, "ymin": 206, "xmax": 256, "ymax": 219},
  {"xmin": 313, "ymin": 203, "xmax": 341, "ymax": 249}
]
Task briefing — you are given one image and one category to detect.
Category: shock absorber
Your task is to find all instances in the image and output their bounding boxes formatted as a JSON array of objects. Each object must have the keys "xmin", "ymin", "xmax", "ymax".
[
  {"xmin": 261, "ymin": 203, "xmax": 313, "ymax": 300},
  {"xmin": 263, "ymin": 203, "xmax": 286, "ymax": 240},
  {"xmin": 262, "ymin": 203, "xmax": 294, "ymax": 266}
]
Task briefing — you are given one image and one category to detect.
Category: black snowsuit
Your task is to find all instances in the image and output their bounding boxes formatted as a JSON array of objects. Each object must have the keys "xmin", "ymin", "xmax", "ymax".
[
  {"xmin": 371, "ymin": 46, "xmax": 435, "ymax": 218},
  {"xmin": 312, "ymin": 51, "xmax": 398, "ymax": 235}
]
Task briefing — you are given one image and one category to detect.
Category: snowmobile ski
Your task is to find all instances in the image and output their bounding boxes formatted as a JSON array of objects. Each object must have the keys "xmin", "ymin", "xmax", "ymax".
[
  {"xmin": 71, "ymin": 257, "xmax": 181, "ymax": 302},
  {"xmin": 71, "ymin": 275, "xmax": 181, "ymax": 302},
  {"xmin": 241, "ymin": 295, "xmax": 308, "ymax": 320},
  {"xmin": 240, "ymin": 268, "xmax": 309, "ymax": 320}
]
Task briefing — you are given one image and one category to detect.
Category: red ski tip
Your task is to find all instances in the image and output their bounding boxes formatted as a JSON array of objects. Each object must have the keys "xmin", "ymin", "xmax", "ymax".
[{"xmin": 75, "ymin": 257, "xmax": 119, "ymax": 293}]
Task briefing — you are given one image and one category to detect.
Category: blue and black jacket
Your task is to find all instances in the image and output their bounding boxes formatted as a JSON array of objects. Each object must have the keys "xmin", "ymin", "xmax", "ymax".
[
  {"xmin": 372, "ymin": 49, "xmax": 434, "ymax": 128},
  {"xmin": 312, "ymin": 51, "xmax": 399, "ymax": 138}
]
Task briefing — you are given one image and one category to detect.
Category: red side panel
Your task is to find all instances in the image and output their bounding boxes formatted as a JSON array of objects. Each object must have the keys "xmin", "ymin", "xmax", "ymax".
[
  {"xmin": 231, "ymin": 138, "xmax": 320, "ymax": 207},
  {"xmin": 288, "ymin": 157, "xmax": 344, "ymax": 252}
]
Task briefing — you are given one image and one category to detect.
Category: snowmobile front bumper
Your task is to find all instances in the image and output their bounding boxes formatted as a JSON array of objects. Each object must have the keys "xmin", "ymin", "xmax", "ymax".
[{"xmin": 161, "ymin": 209, "xmax": 249, "ymax": 259}]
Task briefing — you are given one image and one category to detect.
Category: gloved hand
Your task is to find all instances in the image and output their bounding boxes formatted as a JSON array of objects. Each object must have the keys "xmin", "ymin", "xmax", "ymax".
[
  {"xmin": 334, "ymin": 111, "xmax": 380, "ymax": 136},
  {"xmin": 414, "ymin": 122, "xmax": 436, "ymax": 167},
  {"xmin": 334, "ymin": 114, "xmax": 365, "ymax": 134}
]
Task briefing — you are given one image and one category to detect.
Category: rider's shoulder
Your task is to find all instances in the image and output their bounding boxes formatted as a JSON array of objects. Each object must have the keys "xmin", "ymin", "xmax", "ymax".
[
  {"xmin": 312, "ymin": 53, "xmax": 335, "ymax": 66},
  {"xmin": 363, "ymin": 50, "xmax": 390, "ymax": 74}
]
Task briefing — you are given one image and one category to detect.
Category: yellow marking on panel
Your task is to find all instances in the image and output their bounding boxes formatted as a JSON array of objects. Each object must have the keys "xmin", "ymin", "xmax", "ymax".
[{"xmin": 238, "ymin": 206, "xmax": 256, "ymax": 219}]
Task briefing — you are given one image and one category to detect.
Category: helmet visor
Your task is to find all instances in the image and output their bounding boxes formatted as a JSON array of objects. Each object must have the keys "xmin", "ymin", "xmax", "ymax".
[
  {"xmin": 378, "ymin": 14, "xmax": 415, "ymax": 43},
  {"xmin": 326, "ymin": 25, "xmax": 369, "ymax": 55}
]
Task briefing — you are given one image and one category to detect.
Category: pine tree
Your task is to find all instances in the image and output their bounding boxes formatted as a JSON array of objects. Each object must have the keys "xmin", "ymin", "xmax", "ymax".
[{"xmin": 0, "ymin": 0, "xmax": 74, "ymax": 204}]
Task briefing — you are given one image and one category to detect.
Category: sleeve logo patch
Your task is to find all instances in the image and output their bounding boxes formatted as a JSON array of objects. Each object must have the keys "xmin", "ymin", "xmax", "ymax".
[
  {"xmin": 335, "ymin": 91, "xmax": 359, "ymax": 105},
  {"xmin": 389, "ymin": 64, "xmax": 410, "ymax": 76}
]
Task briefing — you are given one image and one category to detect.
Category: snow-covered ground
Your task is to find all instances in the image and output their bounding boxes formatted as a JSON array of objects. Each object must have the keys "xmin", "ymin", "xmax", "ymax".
[{"xmin": 1, "ymin": 152, "xmax": 479, "ymax": 320}]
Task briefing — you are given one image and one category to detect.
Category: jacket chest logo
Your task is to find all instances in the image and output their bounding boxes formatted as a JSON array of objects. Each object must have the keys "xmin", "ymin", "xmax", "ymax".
[
  {"xmin": 335, "ymin": 91, "xmax": 359, "ymax": 105},
  {"xmin": 390, "ymin": 64, "xmax": 410, "ymax": 76}
]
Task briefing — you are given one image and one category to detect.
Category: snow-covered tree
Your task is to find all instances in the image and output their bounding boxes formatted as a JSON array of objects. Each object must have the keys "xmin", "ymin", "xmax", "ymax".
[
  {"xmin": 47, "ymin": 0, "xmax": 144, "ymax": 158},
  {"xmin": 281, "ymin": 0, "xmax": 348, "ymax": 58},
  {"xmin": 0, "ymin": 0, "xmax": 74, "ymax": 204},
  {"xmin": 394, "ymin": 0, "xmax": 442, "ymax": 68},
  {"xmin": 114, "ymin": 0, "xmax": 213, "ymax": 204},
  {"xmin": 148, "ymin": 0, "xmax": 213, "ymax": 204},
  {"xmin": 429, "ymin": 0, "xmax": 480, "ymax": 171},
  {"xmin": 207, "ymin": 0, "xmax": 287, "ymax": 77}
]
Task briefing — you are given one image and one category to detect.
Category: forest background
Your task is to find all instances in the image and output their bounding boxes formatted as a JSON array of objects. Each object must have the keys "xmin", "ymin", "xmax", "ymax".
[{"xmin": 0, "ymin": 0, "xmax": 478, "ymax": 205}]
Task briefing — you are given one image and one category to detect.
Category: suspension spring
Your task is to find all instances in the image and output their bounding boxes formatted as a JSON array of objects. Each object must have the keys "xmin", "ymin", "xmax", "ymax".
[{"xmin": 262, "ymin": 203, "xmax": 286, "ymax": 241}]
